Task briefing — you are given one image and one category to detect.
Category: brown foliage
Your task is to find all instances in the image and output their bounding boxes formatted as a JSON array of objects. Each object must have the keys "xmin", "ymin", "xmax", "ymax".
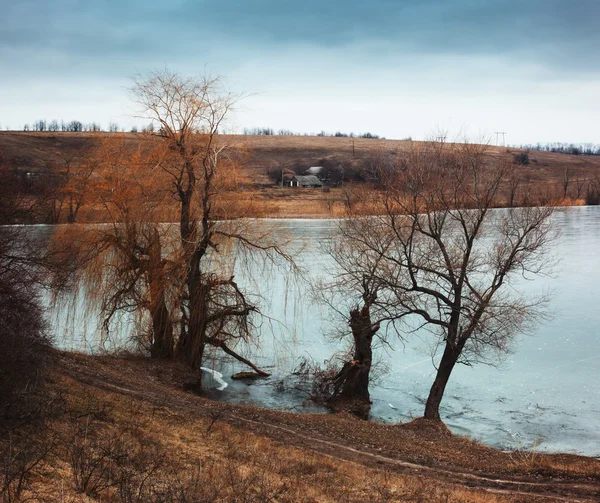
[{"xmin": 52, "ymin": 71, "xmax": 293, "ymax": 382}]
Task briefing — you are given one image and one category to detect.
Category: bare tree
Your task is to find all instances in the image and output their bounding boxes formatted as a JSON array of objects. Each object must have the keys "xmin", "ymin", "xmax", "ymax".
[
  {"xmin": 43, "ymin": 148, "xmax": 97, "ymax": 224},
  {"xmin": 0, "ymin": 227, "xmax": 52, "ymax": 421},
  {"xmin": 63, "ymin": 154, "xmax": 97, "ymax": 223},
  {"xmin": 57, "ymin": 71, "xmax": 292, "ymax": 383},
  {"xmin": 34, "ymin": 120, "xmax": 47, "ymax": 132},
  {"xmin": 317, "ymin": 216, "xmax": 386, "ymax": 412},
  {"xmin": 131, "ymin": 70, "xmax": 254, "ymax": 372},
  {"xmin": 0, "ymin": 162, "xmax": 74, "ymax": 503},
  {"xmin": 586, "ymin": 176, "xmax": 600, "ymax": 205},
  {"xmin": 563, "ymin": 168, "xmax": 573, "ymax": 199},
  {"xmin": 575, "ymin": 175, "xmax": 586, "ymax": 200},
  {"xmin": 53, "ymin": 135, "xmax": 179, "ymax": 356},
  {"xmin": 67, "ymin": 121, "xmax": 83, "ymax": 132},
  {"xmin": 506, "ymin": 164, "xmax": 521, "ymax": 207},
  {"xmin": 332, "ymin": 142, "xmax": 556, "ymax": 421}
]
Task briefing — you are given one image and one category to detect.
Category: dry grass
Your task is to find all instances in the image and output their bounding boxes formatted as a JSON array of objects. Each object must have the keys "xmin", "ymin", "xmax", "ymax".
[
  {"xmin": 3, "ymin": 352, "xmax": 596, "ymax": 502},
  {"xmin": 55, "ymin": 352, "xmax": 600, "ymax": 483},
  {"xmin": 12, "ymin": 374, "xmax": 521, "ymax": 503}
]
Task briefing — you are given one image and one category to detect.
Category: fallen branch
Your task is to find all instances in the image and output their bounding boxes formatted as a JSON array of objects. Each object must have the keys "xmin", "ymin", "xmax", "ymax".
[{"xmin": 210, "ymin": 339, "xmax": 271, "ymax": 377}]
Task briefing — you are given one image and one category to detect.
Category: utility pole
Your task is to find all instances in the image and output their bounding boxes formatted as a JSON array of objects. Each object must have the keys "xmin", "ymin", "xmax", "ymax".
[{"xmin": 494, "ymin": 131, "xmax": 507, "ymax": 146}]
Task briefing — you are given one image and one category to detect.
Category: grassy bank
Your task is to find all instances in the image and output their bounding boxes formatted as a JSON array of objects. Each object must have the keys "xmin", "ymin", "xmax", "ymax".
[{"xmin": 4, "ymin": 350, "xmax": 598, "ymax": 502}]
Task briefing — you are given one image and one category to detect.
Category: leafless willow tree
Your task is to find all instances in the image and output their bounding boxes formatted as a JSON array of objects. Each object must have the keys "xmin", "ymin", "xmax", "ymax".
[
  {"xmin": 133, "ymin": 71, "xmax": 295, "ymax": 376},
  {"xmin": 327, "ymin": 142, "xmax": 557, "ymax": 421},
  {"xmin": 53, "ymin": 136, "xmax": 178, "ymax": 357},
  {"xmin": 56, "ymin": 71, "xmax": 292, "ymax": 384}
]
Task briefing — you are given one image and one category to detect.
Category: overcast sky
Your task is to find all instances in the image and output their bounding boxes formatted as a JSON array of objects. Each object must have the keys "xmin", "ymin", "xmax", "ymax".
[{"xmin": 1, "ymin": 0, "xmax": 598, "ymax": 144}]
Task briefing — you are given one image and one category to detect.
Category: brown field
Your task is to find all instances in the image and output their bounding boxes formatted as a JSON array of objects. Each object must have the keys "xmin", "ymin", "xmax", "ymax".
[
  {"xmin": 2, "ymin": 132, "xmax": 600, "ymax": 219},
  {"xmin": 13, "ymin": 350, "xmax": 596, "ymax": 503}
]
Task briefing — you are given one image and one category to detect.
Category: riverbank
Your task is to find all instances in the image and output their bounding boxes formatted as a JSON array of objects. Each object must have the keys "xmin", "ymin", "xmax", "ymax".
[{"xmin": 31, "ymin": 350, "xmax": 600, "ymax": 502}]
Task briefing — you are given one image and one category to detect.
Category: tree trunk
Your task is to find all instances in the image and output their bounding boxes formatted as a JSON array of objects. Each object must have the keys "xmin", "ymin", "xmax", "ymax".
[
  {"xmin": 423, "ymin": 343, "xmax": 459, "ymax": 420},
  {"xmin": 149, "ymin": 289, "xmax": 173, "ymax": 359},
  {"xmin": 67, "ymin": 195, "xmax": 80, "ymax": 223},
  {"xmin": 148, "ymin": 230, "xmax": 174, "ymax": 359},
  {"xmin": 330, "ymin": 304, "xmax": 379, "ymax": 409},
  {"xmin": 177, "ymin": 259, "xmax": 207, "ymax": 369},
  {"xmin": 175, "ymin": 157, "xmax": 207, "ymax": 369}
]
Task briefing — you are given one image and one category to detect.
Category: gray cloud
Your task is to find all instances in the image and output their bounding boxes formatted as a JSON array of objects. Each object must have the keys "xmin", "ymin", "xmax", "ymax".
[
  {"xmin": 1, "ymin": 0, "xmax": 599, "ymax": 142},
  {"xmin": 160, "ymin": 0, "xmax": 600, "ymax": 71},
  {"xmin": 1, "ymin": 0, "xmax": 599, "ymax": 77}
]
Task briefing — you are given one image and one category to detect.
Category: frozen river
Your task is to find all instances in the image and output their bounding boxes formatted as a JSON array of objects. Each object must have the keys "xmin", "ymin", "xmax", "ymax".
[{"xmin": 52, "ymin": 206, "xmax": 600, "ymax": 457}]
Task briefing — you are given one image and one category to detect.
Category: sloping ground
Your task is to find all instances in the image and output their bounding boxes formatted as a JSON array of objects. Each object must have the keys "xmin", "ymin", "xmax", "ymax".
[
  {"xmin": 233, "ymin": 135, "xmax": 600, "ymax": 187},
  {"xmin": 45, "ymin": 351, "xmax": 600, "ymax": 502},
  {"xmin": 3, "ymin": 132, "xmax": 600, "ymax": 219},
  {"xmin": 2, "ymin": 132, "xmax": 600, "ymax": 183},
  {"xmin": 0, "ymin": 132, "xmax": 98, "ymax": 169}
]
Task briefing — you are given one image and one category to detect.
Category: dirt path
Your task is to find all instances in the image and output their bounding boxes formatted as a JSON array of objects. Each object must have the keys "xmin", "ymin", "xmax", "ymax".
[
  {"xmin": 56, "ymin": 353, "xmax": 600, "ymax": 502},
  {"xmin": 222, "ymin": 413, "xmax": 599, "ymax": 502}
]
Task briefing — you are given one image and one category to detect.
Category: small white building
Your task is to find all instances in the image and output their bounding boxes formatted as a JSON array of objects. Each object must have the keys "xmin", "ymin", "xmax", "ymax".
[{"xmin": 290, "ymin": 175, "xmax": 323, "ymax": 188}]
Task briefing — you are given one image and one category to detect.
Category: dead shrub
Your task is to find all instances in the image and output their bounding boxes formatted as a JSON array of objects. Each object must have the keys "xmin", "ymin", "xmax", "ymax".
[
  {"xmin": 0, "ymin": 431, "xmax": 55, "ymax": 503},
  {"xmin": 513, "ymin": 152, "xmax": 529, "ymax": 165},
  {"xmin": 67, "ymin": 421, "xmax": 130, "ymax": 496},
  {"xmin": 0, "ymin": 224, "xmax": 58, "ymax": 503},
  {"xmin": 290, "ymin": 355, "xmax": 347, "ymax": 404},
  {"xmin": 0, "ymin": 229, "xmax": 54, "ymax": 426},
  {"xmin": 113, "ymin": 445, "xmax": 165, "ymax": 503},
  {"xmin": 216, "ymin": 460, "xmax": 288, "ymax": 503}
]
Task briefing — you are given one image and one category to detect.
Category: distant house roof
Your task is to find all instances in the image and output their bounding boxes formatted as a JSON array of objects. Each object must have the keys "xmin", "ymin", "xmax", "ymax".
[
  {"xmin": 293, "ymin": 175, "xmax": 323, "ymax": 187},
  {"xmin": 304, "ymin": 166, "xmax": 323, "ymax": 175}
]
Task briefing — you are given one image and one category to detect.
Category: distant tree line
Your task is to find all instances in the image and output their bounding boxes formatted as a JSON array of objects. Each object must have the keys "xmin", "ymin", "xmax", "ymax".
[
  {"xmin": 516, "ymin": 142, "xmax": 600, "ymax": 156},
  {"xmin": 19, "ymin": 121, "xmax": 383, "ymax": 139},
  {"xmin": 20, "ymin": 119, "xmax": 156, "ymax": 134},
  {"xmin": 24, "ymin": 119, "xmax": 105, "ymax": 132},
  {"xmin": 244, "ymin": 127, "xmax": 383, "ymax": 139}
]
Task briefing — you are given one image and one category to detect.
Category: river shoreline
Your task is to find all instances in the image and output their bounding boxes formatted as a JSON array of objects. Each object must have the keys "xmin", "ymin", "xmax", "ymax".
[{"xmin": 48, "ymin": 350, "xmax": 600, "ymax": 502}]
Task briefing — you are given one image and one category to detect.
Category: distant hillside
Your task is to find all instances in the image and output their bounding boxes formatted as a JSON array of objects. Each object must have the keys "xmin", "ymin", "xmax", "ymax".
[
  {"xmin": 2, "ymin": 131, "xmax": 600, "ymax": 183},
  {"xmin": 2, "ymin": 132, "xmax": 600, "ymax": 219}
]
